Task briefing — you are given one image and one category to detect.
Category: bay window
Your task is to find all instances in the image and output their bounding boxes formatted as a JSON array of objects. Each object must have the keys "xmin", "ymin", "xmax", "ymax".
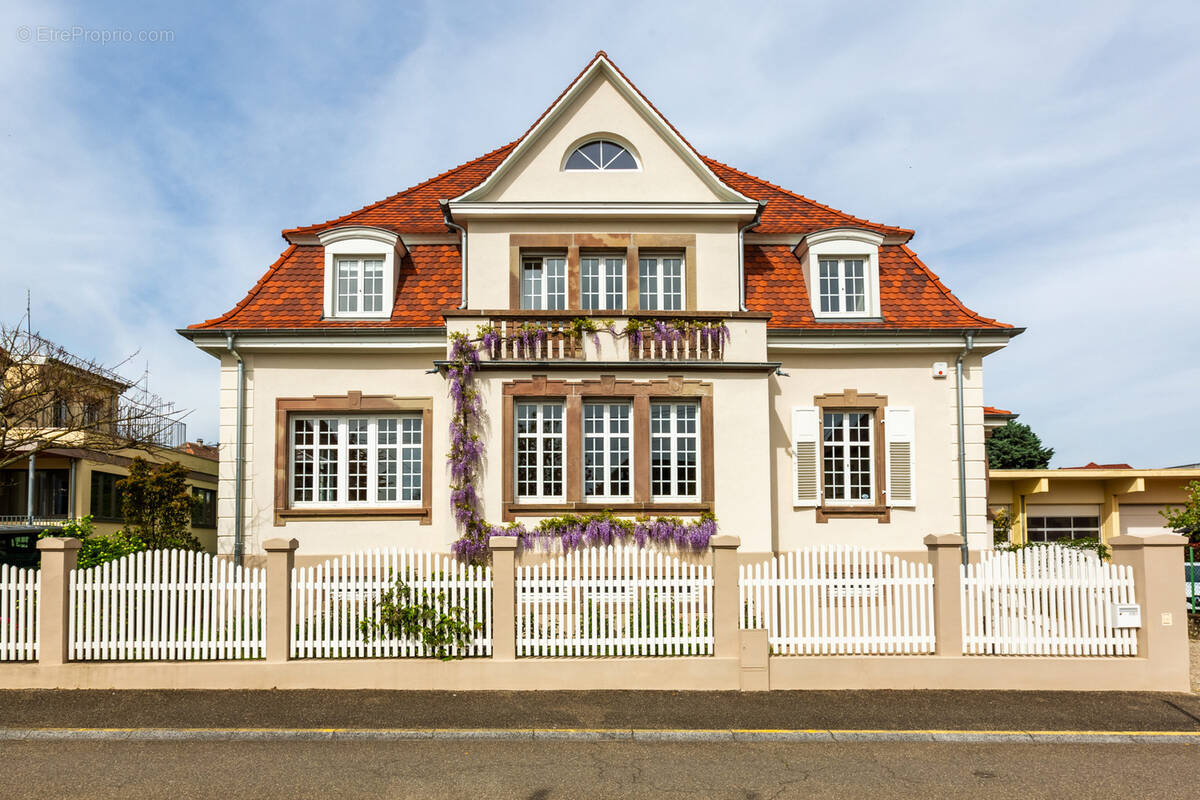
[
  {"xmin": 291, "ymin": 414, "xmax": 422, "ymax": 507},
  {"xmin": 638, "ymin": 254, "xmax": 684, "ymax": 311},
  {"xmin": 580, "ymin": 255, "xmax": 625, "ymax": 310},
  {"xmin": 583, "ymin": 402, "xmax": 632, "ymax": 500},
  {"xmin": 515, "ymin": 402, "xmax": 565, "ymax": 500},
  {"xmin": 521, "ymin": 255, "xmax": 567, "ymax": 310}
]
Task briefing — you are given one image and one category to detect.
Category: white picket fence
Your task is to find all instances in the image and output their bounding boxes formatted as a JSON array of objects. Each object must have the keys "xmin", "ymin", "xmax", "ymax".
[
  {"xmin": 517, "ymin": 545, "xmax": 713, "ymax": 657},
  {"xmin": 69, "ymin": 550, "xmax": 265, "ymax": 661},
  {"xmin": 961, "ymin": 546, "xmax": 1137, "ymax": 656},
  {"xmin": 0, "ymin": 564, "xmax": 38, "ymax": 661},
  {"xmin": 291, "ymin": 549, "xmax": 492, "ymax": 658},
  {"xmin": 740, "ymin": 546, "xmax": 936, "ymax": 654}
]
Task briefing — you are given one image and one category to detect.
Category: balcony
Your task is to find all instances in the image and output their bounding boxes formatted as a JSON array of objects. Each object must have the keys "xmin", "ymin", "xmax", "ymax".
[{"xmin": 444, "ymin": 310, "xmax": 770, "ymax": 366}]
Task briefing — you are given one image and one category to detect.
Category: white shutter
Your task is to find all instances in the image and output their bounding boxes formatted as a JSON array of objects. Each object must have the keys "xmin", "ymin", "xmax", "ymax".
[
  {"xmin": 791, "ymin": 406, "xmax": 820, "ymax": 507},
  {"xmin": 884, "ymin": 406, "xmax": 915, "ymax": 507}
]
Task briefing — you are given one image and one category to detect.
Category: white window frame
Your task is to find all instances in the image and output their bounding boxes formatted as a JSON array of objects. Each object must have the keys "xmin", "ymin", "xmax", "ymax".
[
  {"xmin": 582, "ymin": 401, "xmax": 633, "ymax": 502},
  {"xmin": 514, "ymin": 401, "xmax": 565, "ymax": 502},
  {"xmin": 334, "ymin": 256, "xmax": 386, "ymax": 316},
  {"xmin": 562, "ymin": 139, "xmax": 641, "ymax": 171},
  {"xmin": 638, "ymin": 253, "xmax": 685, "ymax": 311},
  {"xmin": 319, "ymin": 226, "xmax": 398, "ymax": 320},
  {"xmin": 1026, "ymin": 515, "xmax": 1101, "ymax": 543},
  {"xmin": 521, "ymin": 254, "xmax": 567, "ymax": 310},
  {"xmin": 822, "ymin": 410, "xmax": 874, "ymax": 505},
  {"xmin": 580, "ymin": 254, "xmax": 625, "ymax": 310},
  {"xmin": 289, "ymin": 413, "xmax": 422, "ymax": 509},
  {"xmin": 649, "ymin": 401, "xmax": 699, "ymax": 502},
  {"xmin": 800, "ymin": 228, "xmax": 883, "ymax": 320},
  {"xmin": 816, "ymin": 257, "xmax": 867, "ymax": 316}
]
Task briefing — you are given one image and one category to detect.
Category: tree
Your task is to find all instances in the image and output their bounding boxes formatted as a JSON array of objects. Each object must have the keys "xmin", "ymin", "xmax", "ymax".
[
  {"xmin": 1161, "ymin": 480, "xmax": 1200, "ymax": 543},
  {"xmin": 0, "ymin": 319, "xmax": 186, "ymax": 471},
  {"xmin": 987, "ymin": 421, "xmax": 1055, "ymax": 469},
  {"xmin": 117, "ymin": 457, "xmax": 201, "ymax": 551}
]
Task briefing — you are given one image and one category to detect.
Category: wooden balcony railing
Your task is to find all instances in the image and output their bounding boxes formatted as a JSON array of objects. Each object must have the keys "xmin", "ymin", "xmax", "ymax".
[
  {"xmin": 628, "ymin": 329, "xmax": 724, "ymax": 362},
  {"xmin": 476, "ymin": 313, "xmax": 732, "ymax": 363},
  {"xmin": 485, "ymin": 317, "xmax": 583, "ymax": 360}
]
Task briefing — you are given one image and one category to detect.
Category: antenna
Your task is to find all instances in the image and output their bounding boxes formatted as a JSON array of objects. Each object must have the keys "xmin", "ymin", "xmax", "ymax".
[{"xmin": 26, "ymin": 288, "xmax": 31, "ymax": 334}]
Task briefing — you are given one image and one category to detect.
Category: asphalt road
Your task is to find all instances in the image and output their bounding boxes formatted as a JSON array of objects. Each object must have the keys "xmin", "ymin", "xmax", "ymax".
[
  {"xmin": 1, "ymin": 689, "xmax": 1198, "ymax": 731},
  {"xmin": 0, "ymin": 739, "xmax": 1193, "ymax": 799}
]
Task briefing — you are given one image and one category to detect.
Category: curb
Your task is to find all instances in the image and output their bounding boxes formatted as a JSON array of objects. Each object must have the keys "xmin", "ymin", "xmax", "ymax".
[{"xmin": 0, "ymin": 727, "xmax": 1197, "ymax": 744}]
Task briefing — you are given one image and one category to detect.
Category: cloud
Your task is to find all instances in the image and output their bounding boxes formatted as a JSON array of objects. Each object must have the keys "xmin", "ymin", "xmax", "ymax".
[{"xmin": 1, "ymin": 0, "xmax": 1197, "ymax": 466}]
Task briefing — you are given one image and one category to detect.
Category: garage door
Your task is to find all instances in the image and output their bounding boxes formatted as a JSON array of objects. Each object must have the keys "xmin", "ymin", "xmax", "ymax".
[{"xmin": 1119, "ymin": 504, "xmax": 1172, "ymax": 537}]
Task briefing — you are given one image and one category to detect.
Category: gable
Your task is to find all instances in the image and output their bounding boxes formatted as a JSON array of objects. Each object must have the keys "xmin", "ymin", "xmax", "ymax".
[{"xmin": 458, "ymin": 56, "xmax": 748, "ymax": 205}]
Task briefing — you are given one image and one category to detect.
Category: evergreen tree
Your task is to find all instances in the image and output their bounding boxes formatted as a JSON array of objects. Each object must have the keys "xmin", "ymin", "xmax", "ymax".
[
  {"xmin": 987, "ymin": 421, "xmax": 1054, "ymax": 469},
  {"xmin": 117, "ymin": 457, "xmax": 202, "ymax": 550}
]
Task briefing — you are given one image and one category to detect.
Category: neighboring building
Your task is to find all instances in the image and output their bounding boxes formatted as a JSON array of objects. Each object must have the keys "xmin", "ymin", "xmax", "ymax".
[
  {"xmin": 989, "ymin": 466, "xmax": 1200, "ymax": 545},
  {"xmin": 0, "ymin": 331, "xmax": 218, "ymax": 556},
  {"xmin": 982, "ymin": 406, "xmax": 1018, "ymax": 436},
  {"xmin": 181, "ymin": 53, "xmax": 1019, "ymax": 561}
]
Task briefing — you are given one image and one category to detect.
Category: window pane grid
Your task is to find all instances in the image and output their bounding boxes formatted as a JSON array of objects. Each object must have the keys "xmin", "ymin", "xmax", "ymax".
[
  {"xmin": 650, "ymin": 402, "xmax": 698, "ymax": 500},
  {"xmin": 818, "ymin": 258, "xmax": 868, "ymax": 315},
  {"xmin": 335, "ymin": 257, "xmax": 386, "ymax": 316},
  {"xmin": 639, "ymin": 256, "xmax": 684, "ymax": 311},
  {"xmin": 515, "ymin": 402, "xmax": 565, "ymax": 500},
  {"xmin": 522, "ymin": 256, "xmax": 566, "ymax": 310},
  {"xmin": 583, "ymin": 402, "xmax": 631, "ymax": 499},
  {"xmin": 581, "ymin": 256, "xmax": 625, "ymax": 310},
  {"xmin": 291, "ymin": 414, "xmax": 422, "ymax": 507},
  {"xmin": 1027, "ymin": 516, "xmax": 1101, "ymax": 543},
  {"xmin": 823, "ymin": 411, "xmax": 873, "ymax": 503}
]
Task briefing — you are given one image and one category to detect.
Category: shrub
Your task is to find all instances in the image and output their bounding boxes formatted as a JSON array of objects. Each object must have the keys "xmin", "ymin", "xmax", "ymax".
[{"xmin": 39, "ymin": 515, "xmax": 147, "ymax": 569}]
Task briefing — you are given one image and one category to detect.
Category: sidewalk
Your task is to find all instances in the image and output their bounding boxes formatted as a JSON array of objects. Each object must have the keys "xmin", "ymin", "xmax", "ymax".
[{"xmin": 2, "ymin": 689, "xmax": 1198, "ymax": 733}]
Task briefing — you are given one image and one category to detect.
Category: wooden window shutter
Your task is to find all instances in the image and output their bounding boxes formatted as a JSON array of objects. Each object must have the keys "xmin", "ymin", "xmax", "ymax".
[
  {"xmin": 884, "ymin": 406, "xmax": 916, "ymax": 507},
  {"xmin": 791, "ymin": 406, "xmax": 820, "ymax": 506}
]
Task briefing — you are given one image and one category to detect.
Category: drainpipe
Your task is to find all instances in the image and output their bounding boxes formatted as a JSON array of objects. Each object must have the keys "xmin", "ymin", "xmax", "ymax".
[
  {"xmin": 225, "ymin": 333, "xmax": 245, "ymax": 565},
  {"xmin": 25, "ymin": 453, "xmax": 35, "ymax": 525},
  {"xmin": 67, "ymin": 458, "xmax": 76, "ymax": 520},
  {"xmin": 955, "ymin": 331, "xmax": 975, "ymax": 566},
  {"xmin": 737, "ymin": 201, "xmax": 767, "ymax": 312},
  {"xmin": 440, "ymin": 201, "xmax": 468, "ymax": 309}
]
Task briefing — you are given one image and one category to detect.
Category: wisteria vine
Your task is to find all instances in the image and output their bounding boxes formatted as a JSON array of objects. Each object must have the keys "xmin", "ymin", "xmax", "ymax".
[{"xmin": 445, "ymin": 318, "xmax": 731, "ymax": 564}]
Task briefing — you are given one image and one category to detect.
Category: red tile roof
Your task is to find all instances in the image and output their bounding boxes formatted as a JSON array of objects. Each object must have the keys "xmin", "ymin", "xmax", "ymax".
[
  {"xmin": 1064, "ymin": 462, "xmax": 1135, "ymax": 470},
  {"xmin": 983, "ymin": 406, "xmax": 1016, "ymax": 416},
  {"xmin": 744, "ymin": 244, "xmax": 1009, "ymax": 329},
  {"xmin": 188, "ymin": 52, "xmax": 1009, "ymax": 333}
]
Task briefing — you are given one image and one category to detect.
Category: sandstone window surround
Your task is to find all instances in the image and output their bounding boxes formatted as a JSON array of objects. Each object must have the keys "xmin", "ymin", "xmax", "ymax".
[{"xmin": 501, "ymin": 375, "xmax": 713, "ymax": 521}]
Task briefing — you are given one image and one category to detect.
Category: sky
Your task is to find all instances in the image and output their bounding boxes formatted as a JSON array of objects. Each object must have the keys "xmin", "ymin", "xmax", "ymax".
[{"xmin": 1, "ymin": 0, "xmax": 1197, "ymax": 468}]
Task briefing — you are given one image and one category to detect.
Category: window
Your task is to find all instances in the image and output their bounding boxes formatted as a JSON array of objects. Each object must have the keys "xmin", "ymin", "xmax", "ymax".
[
  {"xmin": 83, "ymin": 401, "xmax": 102, "ymax": 427},
  {"xmin": 52, "ymin": 398, "xmax": 69, "ymax": 427},
  {"xmin": 521, "ymin": 255, "xmax": 567, "ymax": 310},
  {"xmin": 817, "ymin": 258, "xmax": 867, "ymax": 315},
  {"xmin": 90, "ymin": 471, "xmax": 123, "ymax": 521},
  {"xmin": 650, "ymin": 402, "xmax": 699, "ymax": 500},
  {"xmin": 580, "ymin": 255, "xmax": 625, "ymax": 310},
  {"xmin": 334, "ymin": 256, "xmax": 385, "ymax": 316},
  {"xmin": 638, "ymin": 254, "xmax": 684, "ymax": 311},
  {"xmin": 583, "ymin": 402, "xmax": 631, "ymax": 500},
  {"xmin": 822, "ymin": 411, "xmax": 873, "ymax": 503},
  {"xmin": 291, "ymin": 414, "xmax": 422, "ymax": 507},
  {"xmin": 515, "ymin": 402, "xmax": 565, "ymax": 500},
  {"xmin": 191, "ymin": 487, "xmax": 217, "ymax": 528},
  {"xmin": 1027, "ymin": 516, "xmax": 1100, "ymax": 543},
  {"xmin": 564, "ymin": 140, "xmax": 637, "ymax": 170}
]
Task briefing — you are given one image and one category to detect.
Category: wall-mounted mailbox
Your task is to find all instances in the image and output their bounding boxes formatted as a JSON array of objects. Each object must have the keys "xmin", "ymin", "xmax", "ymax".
[{"xmin": 1112, "ymin": 603, "xmax": 1141, "ymax": 628}]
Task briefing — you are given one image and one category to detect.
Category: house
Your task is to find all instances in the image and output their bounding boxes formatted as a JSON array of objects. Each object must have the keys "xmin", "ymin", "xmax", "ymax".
[
  {"xmin": 989, "ymin": 464, "xmax": 1200, "ymax": 545},
  {"xmin": 0, "ymin": 331, "xmax": 219, "ymax": 559},
  {"xmin": 180, "ymin": 52, "xmax": 1020, "ymax": 563}
]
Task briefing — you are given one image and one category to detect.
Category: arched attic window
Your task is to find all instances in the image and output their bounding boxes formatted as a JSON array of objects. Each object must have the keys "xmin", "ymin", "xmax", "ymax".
[{"xmin": 564, "ymin": 139, "xmax": 638, "ymax": 170}]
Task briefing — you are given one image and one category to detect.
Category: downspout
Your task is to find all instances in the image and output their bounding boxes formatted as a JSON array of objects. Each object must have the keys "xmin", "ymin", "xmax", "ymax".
[
  {"xmin": 25, "ymin": 453, "xmax": 35, "ymax": 525},
  {"xmin": 737, "ymin": 201, "xmax": 767, "ymax": 312},
  {"xmin": 440, "ymin": 201, "xmax": 468, "ymax": 309},
  {"xmin": 225, "ymin": 333, "xmax": 245, "ymax": 565},
  {"xmin": 955, "ymin": 331, "xmax": 975, "ymax": 566}
]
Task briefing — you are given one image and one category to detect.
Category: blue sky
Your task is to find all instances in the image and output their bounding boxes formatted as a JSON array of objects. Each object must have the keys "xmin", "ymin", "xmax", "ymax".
[{"xmin": 2, "ymin": 0, "xmax": 1198, "ymax": 467}]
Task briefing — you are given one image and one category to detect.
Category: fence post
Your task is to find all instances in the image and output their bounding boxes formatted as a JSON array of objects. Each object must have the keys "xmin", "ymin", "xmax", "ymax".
[
  {"xmin": 36, "ymin": 536, "xmax": 81, "ymax": 666},
  {"xmin": 925, "ymin": 533, "xmax": 964, "ymax": 656},
  {"xmin": 263, "ymin": 538, "xmax": 298, "ymax": 663},
  {"xmin": 489, "ymin": 536, "xmax": 519, "ymax": 661},
  {"xmin": 1111, "ymin": 534, "xmax": 1189, "ymax": 686},
  {"xmin": 710, "ymin": 535, "xmax": 741, "ymax": 659}
]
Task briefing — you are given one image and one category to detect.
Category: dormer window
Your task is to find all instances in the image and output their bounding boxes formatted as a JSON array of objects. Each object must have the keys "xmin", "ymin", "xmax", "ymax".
[
  {"xmin": 797, "ymin": 228, "xmax": 884, "ymax": 320},
  {"xmin": 335, "ymin": 257, "xmax": 385, "ymax": 315},
  {"xmin": 318, "ymin": 227, "xmax": 401, "ymax": 320},
  {"xmin": 817, "ymin": 258, "xmax": 866, "ymax": 315},
  {"xmin": 564, "ymin": 140, "xmax": 638, "ymax": 170}
]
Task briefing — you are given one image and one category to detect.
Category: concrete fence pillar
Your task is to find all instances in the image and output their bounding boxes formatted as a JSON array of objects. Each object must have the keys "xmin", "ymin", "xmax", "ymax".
[
  {"xmin": 925, "ymin": 533, "xmax": 964, "ymax": 656},
  {"xmin": 263, "ymin": 538, "xmax": 298, "ymax": 663},
  {"xmin": 1110, "ymin": 534, "xmax": 1190, "ymax": 689},
  {"xmin": 37, "ymin": 536, "xmax": 81, "ymax": 666},
  {"xmin": 489, "ymin": 536, "xmax": 519, "ymax": 661},
  {"xmin": 710, "ymin": 535, "xmax": 741, "ymax": 659}
]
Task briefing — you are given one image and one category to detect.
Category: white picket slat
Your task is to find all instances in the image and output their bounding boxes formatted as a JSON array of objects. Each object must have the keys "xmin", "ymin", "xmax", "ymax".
[
  {"xmin": 0, "ymin": 564, "xmax": 38, "ymax": 661},
  {"xmin": 960, "ymin": 545, "xmax": 1137, "ymax": 656}
]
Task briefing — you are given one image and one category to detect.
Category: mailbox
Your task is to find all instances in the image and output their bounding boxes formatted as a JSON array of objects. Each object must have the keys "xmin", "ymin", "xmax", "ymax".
[{"xmin": 1112, "ymin": 603, "xmax": 1142, "ymax": 628}]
